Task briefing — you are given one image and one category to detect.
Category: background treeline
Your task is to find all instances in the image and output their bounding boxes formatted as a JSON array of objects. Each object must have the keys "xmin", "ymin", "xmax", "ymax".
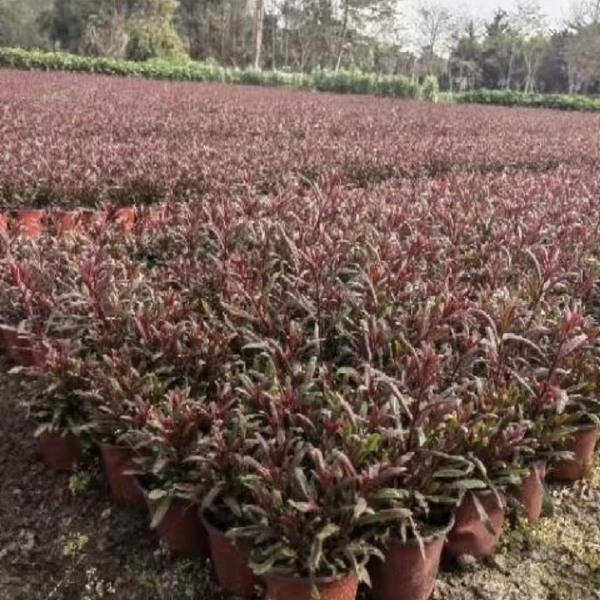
[{"xmin": 1, "ymin": 0, "xmax": 600, "ymax": 95}]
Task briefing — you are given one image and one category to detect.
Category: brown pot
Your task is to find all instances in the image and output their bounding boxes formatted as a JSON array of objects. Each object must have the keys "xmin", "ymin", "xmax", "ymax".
[
  {"xmin": 444, "ymin": 490, "xmax": 505, "ymax": 559},
  {"xmin": 0, "ymin": 323, "xmax": 16, "ymax": 353},
  {"xmin": 551, "ymin": 428, "xmax": 599, "ymax": 481},
  {"xmin": 38, "ymin": 431, "xmax": 82, "ymax": 472},
  {"xmin": 515, "ymin": 461, "xmax": 546, "ymax": 523},
  {"xmin": 370, "ymin": 516, "xmax": 455, "ymax": 600},
  {"xmin": 10, "ymin": 334, "xmax": 47, "ymax": 367},
  {"xmin": 100, "ymin": 444, "xmax": 145, "ymax": 507},
  {"xmin": 52, "ymin": 210, "xmax": 81, "ymax": 234},
  {"xmin": 79, "ymin": 209, "xmax": 107, "ymax": 228},
  {"xmin": 145, "ymin": 493, "xmax": 207, "ymax": 557},
  {"xmin": 12, "ymin": 209, "xmax": 44, "ymax": 237},
  {"xmin": 265, "ymin": 573, "xmax": 359, "ymax": 600},
  {"xmin": 111, "ymin": 207, "xmax": 136, "ymax": 231},
  {"xmin": 202, "ymin": 514, "xmax": 257, "ymax": 598}
]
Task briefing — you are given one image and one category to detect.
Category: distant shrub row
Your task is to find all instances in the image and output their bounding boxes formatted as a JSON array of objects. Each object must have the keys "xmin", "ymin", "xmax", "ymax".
[
  {"xmin": 4, "ymin": 48, "xmax": 599, "ymax": 111},
  {"xmin": 454, "ymin": 89, "xmax": 600, "ymax": 112},
  {"xmin": 0, "ymin": 47, "xmax": 420, "ymax": 99}
]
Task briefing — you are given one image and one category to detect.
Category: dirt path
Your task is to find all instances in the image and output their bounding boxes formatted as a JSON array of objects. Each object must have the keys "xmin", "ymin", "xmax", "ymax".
[{"xmin": 0, "ymin": 361, "xmax": 598, "ymax": 600}]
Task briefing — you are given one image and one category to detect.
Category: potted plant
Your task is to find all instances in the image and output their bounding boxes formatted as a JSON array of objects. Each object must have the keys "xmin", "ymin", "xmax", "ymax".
[
  {"xmin": 132, "ymin": 389, "xmax": 209, "ymax": 557},
  {"xmin": 237, "ymin": 445, "xmax": 378, "ymax": 600},
  {"xmin": 85, "ymin": 353, "xmax": 168, "ymax": 507},
  {"xmin": 517, "ymin": 308, "xmax": 600, "ymax": 483},
  {"xmin": 550, "ymin": 341, "xmax": 600, "ymax": 480},
  {"xmin": 16, "ymin": 345, "xmax": 91, "ymax": 471},
  {"xmin": 442, "ymin": 407, "xmax": 531, "ymax": 558},
  {"xmin": 200, "ymin": 410, "xmax": 260, "ymax": 599},
  {"xmin": 11, "ymin": 208, "xmax": 45, "ymax": 237}
]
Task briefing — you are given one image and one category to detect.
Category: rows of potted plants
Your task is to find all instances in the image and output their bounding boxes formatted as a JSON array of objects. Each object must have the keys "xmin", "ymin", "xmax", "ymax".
[
  {"xmin": 1, "ymin": 186, "xmax": 599, "ymax": 600},
  {"xmin": 3, "ymin": 68, "xmax": 600, "ymax": 211},
  {"xmin": 0, "ymin": 205, "xmax": 165, "ymax": 237}
]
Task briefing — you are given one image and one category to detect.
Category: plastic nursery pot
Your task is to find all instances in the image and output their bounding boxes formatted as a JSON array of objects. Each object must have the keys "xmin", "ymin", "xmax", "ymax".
[
  {"xmin": 370, "ymin": 515, "xmax": 455, "ymax": 600},
  {"xmin": 201, "ymin": 514, "xmax": 257, "ymax": 598},
  {"xmin": 79, "ymin": 209, "xmax": 107, "ymax": 228},
  {"xmin": 0, "ymin": 323, "xmax": 14, "ymax": 353},
  {"xmin": 144, "ymin": 491, "xmax": 208, "ymax": 557},
  {"xmin": 515, "ymin": 461, "xmax": 547, "ymax": 523},
  {"xmin": 137, "ymin": 206, "xmax": 165, "ymax": 230},
  {"xmin": 110, "ymin": 207, "xmax": 136, "ymax": 231},
  {"xmin": 11, "ymin": 209, "xmax": 44, "ymax": 237},
  {"xmin": 37, "ymin": 431, "xmax": 82, "ymax": 472},
  {"xmin": 51, "ymin": 210, "xmax": 81, "ymax": 234},
  {"xmin": 444, "ymin": 490, "xmax": 506, "ymax": 559},
  {"xmin": 100, "ymin": 444, "xmax": 146, "ymax": 508},
  {"xmin": 551, "ymin": 428, "xmax": 600, "ymax": 481},
  {"xmin": 265, "ymin": 573, "xmax": 359, "ymax": 600},
  {"xmin": 5, "ymin": 330, "xmax": 46, "ymax": 367}
]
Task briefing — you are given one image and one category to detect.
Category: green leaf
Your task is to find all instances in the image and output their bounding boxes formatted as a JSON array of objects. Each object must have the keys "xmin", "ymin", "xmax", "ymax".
[
  {"xmin": 447, "ymin": 479, "xmax": 488, "ymax": 491},
  {"xmin": 309, "ymin": 523, "xmax": 341, "ymax": 573},
  {"xmin": 357, "ymin": 508, "xmax": 412, "ymax": 526},
  {"xmin": 471, "ymin": 493, "xmax": 497, "ymax": 536},
  {"xmin": 150, "ymin": 496, "xmax": 172, "ymax": 530},
  {"xmin": 148, "ymin": 489, "xmax": 167, "ymax": 501}
]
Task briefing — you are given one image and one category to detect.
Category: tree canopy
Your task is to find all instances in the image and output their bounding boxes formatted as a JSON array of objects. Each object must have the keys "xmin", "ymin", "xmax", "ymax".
[{"xmin": 0, "ymin": 0, "xmax": 599, "ymax": 94}]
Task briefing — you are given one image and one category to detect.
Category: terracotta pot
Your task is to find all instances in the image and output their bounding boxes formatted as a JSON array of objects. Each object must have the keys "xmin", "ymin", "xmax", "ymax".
[
  {"xmin": 444, "ymin": 491, "xmax": 506, "ymax": 559},
  {"xmin": 111, "ymin": 207, "xmax": 136, "ymax": 231},
  {"xmin": 0, "ymin": 323, "xmax": 16, "ymax": 353},
  {"xmin": 551, "ymin": 428, "xmax": 599, "ymax": 481},
  {"xmin": 201, "ymin": 514, "xmax": 257, "ymax": 598},
  {"xmin": 370, "ymin": 515, "xmax": 455, "ymax": 600},
  {"xmin": 143, "ymin": 208, "xmax": 166, "ymax": 230},
  {"xmin": 144, "ymin": 493, "xmax": 207, "ymax": 557},
  {"xmin": 38, "ymin": 431, "xmax": 82, "ymax": 471},
  {"xmin": 79, "ymin": 209, "xmax": 107, "ymax": 228},
  {"xmin": 52, "ymin": 210, "xmax": 81, "ymax": 234},
  {"xmin": 515, "ymin": 461, "xmax": 546, "ymax": 523},
  {"xmin": 5, "ymin": 330, "xmax": 46, "ymax": 367},
  {"xmin": 100, "ymin": 444, "xmax": 146, "ymax": 507},
  {"xmin": 12, "ymin": 209, "xmax": 44, "ymax": 237},
  {"xmin": 265, "ymin": 573, "xmax": 359, "ymax": 600}
]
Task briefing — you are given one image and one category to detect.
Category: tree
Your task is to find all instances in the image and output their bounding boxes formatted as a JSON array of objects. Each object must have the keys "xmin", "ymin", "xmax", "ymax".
[
  {"xmin": 417, "ymin": 0, "xmax": 451, "ymax": 62},
  {"xmin": 565, "ymin": 24, "xmax": 600, "ymax": 92},
  {"xmin": 43, "ymin": 0, "xmax": 98, "ymax": 52},
  {"xmin": 449, "ymin": 20, "xmax": 483, "ymax": 90},
  {"xmin": 127, "ymin": 0, "xmax": 188, "ymax": 61},
  {"xmin": 568, "ymin": 0, "xmax": 600, "ymax": 29},
  {"xmin": 332, "ymin": 0, "xmax": 394, "ymax": 72},
  {"xmin": 513, "ymin": 1, "xmax": 549, "ymax": 92},
  {"xmin": 253, "ymin": 0, "xmax": 265, "ymax": 68},
  {"xmin": 82, "ymin": 0, "xmax": 130, "ymax": 57}
]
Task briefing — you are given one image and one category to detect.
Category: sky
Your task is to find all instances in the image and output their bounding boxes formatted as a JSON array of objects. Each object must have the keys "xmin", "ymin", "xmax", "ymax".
[
  {"xmin": 455, "ymin": 0, "xmax": 570, "ymax": 25},
  {"xmin": 407, "ymin": 0, "xmax": 573, "ymax": 27}
]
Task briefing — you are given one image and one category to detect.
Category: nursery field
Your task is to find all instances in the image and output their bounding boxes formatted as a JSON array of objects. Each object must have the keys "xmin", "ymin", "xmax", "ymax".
[{"xmin": 1, "ymin": 69, "xmax": 600, "ymax": 600}]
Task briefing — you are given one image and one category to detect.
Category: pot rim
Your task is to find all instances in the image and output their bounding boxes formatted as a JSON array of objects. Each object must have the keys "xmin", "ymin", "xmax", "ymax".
[
  {"xmin": 100, "ymin": 441, "xmax": 135, "ymax": 452},
  {"xmin": 12, "ymin": 208, "xmax": 45, "ymax": 216},
  {"xmin": 200, "ymin": 511, "xmax": 228, "ymax": 538},
  {"xmin": 573, "ymin": 424, "xmax": 600, "ymax": 433},
  {"xmin": 265, "ymin": 571, "xmax": 359, "ymax": 585},
  {"xmin": 463, "ymin": 488, "xmax": 506, "ymax": 504},
  {"xmin": 387, "ymin": 512, "xmax": 456, "ymax": 548}
]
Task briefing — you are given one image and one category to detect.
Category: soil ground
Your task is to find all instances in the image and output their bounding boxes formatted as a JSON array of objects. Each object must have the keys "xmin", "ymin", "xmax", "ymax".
[{"xmin": 0, "ymin": 359, "xmax": 599, "ymax": 600}]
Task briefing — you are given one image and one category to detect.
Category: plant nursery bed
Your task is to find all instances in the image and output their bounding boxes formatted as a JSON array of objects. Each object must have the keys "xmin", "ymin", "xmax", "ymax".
[{"xmin": 0, "ymin": 365, "xmax": 598, "ymax": 600}]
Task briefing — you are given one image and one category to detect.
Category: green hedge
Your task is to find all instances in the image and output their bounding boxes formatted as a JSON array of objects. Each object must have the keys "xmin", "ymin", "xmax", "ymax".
[
  {"xmin": 4, "ymin": 48, "xmax": 600, "ymax": 110},
  {"xmin": 454, "ymin": 89, "xmax": 600, "ymax": 112},
  {"xmin": 0, "ymin": 47, "xmax": 419, "ymax": 99}
]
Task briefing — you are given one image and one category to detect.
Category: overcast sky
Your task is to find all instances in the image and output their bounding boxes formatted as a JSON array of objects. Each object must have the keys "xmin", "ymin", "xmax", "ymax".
[{"xmin": 407, "ymin": 0, "xmax": 572, "ymax": 27}]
